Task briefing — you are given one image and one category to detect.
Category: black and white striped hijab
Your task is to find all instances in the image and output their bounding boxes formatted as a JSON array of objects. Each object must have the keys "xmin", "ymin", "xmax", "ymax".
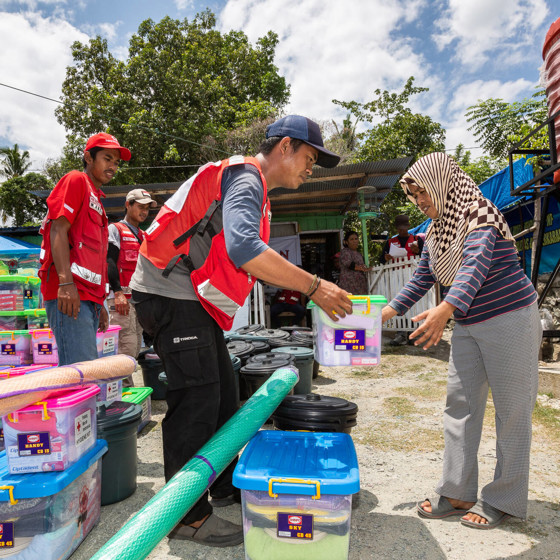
[{"xmin": 400, "ymin": 152, "xmax": 514, "ymax": 286}]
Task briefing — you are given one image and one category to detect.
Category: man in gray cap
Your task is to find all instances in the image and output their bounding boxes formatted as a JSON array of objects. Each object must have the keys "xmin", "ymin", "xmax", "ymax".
[
  {"xmin": 130, "ymin": 115, "xmax": 352, "ymax": 547},
  {"xmin": 107, "ymin": 189, "xmax": 157, "ymax": 375}
]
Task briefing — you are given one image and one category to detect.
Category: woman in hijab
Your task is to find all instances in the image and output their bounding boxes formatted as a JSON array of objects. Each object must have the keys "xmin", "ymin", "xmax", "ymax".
[
  {"xmin": 381, "ymin": 153, "xmax": 541, "ymax": 529},
  {"xmin": 338, "ymin": 231, "xmax": 371, "ymax": 294}
]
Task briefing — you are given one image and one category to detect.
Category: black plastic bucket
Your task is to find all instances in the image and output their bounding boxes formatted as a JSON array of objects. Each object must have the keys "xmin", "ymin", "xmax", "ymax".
[
  {"xmin": 227, "ymin": 340, "xmax": 256, "ymax": 400},
  {"xmin": 97, "ymin": 400, "xmax": 142, "ymax": 505},
  {"xmin": 269, "ymin": 346, "xmax": 314, "ymax": 395},
  {"xmin": 235, "ymin": 324, "xmax": 266, "ymax": 335},
  {"xmin": 271, "ymin": 394, "xmax": 358, "ymax": 433},
  {"xmin": 241, "ymin": 353, "xmax": 294, "ymax": 398},
  {"xmin": 138, "ymin": 348, "xmax": 167, "ymax": 400}
]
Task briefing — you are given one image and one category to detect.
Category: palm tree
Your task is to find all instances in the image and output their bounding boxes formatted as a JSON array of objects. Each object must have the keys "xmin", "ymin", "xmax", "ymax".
[{"xmin": 0, "ymin": 144, "xmax": 32, "ymax": 178}]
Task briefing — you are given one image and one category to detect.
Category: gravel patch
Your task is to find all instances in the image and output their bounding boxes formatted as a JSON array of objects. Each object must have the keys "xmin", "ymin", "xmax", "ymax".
[{"xmin": 71, "ymin": 331, "xmax": 560, "ymax": 560}]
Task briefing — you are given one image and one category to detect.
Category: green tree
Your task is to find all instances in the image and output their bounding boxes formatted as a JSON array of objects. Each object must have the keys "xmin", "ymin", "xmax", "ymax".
[
  {"xmin": 332, "ymin": 77, "xmax": 446, "ymax": 260},
  {"xmin": 0, "ymin": 173, "xmax": 51, "ymax": 226},
  {"xmin": 55, "ymin": 11, "xmax": 290, "ymax": 184},
  {"xmin": 0, "ymin": 144, "xmax": 32, "ymax": 178},
  {"xmin": 451, "ymin": 144, "xmax": 505, "ymax": 185},
  {"xmin": 466, "ymin": 90, "xmax": 548, "ymax": 160}
]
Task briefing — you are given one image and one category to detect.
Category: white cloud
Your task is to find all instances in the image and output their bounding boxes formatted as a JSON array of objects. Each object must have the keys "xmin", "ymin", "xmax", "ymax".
[
  {"xmin": 0, "ymin": 11, "xmax": 89, "ymax": 166},
  {"xmin": 219, "ymin": 0, "xmax": 431, "ymax": 125},
  {"xmin": 174, "ymin": 0, "xmax": 194, "ymax": 10},
  {"xmin": 433, "ymin": 0, "xmax": 550, "ymax": 70}
]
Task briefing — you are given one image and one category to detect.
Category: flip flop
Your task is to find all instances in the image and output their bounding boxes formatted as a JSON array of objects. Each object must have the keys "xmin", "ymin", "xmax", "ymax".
[
  {"xmin": 460, "ymin": 500, "xmax": 511, "ymax": 530},
  {"xmin": 417, "ymin": 495, "xmax": 470, "ymax": 519}
]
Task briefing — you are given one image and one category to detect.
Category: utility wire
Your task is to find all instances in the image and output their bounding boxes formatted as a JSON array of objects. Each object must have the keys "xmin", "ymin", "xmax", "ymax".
[{"xmin": 0, "ymin": 81, "xmax": 232, "ymax": 156}]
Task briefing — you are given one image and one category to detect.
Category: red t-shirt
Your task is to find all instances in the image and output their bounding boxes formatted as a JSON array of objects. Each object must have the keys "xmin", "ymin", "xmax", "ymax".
[{"xmin": 41, "ymin": 171, "xmax": 106, "ymax": 302}]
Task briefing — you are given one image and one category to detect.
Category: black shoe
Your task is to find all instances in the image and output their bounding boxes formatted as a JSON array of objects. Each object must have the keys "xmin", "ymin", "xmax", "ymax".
[
  {"xmin": 210, "ymin": 490, "xmax": 242, "ymax": 507},
  {"xmin": 168, "ymin": 514, "xmax": 244, "ymax": 547}
]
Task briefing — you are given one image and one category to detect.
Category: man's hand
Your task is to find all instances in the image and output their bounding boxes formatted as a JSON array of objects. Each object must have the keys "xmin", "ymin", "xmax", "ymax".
[
  {"xmin": 58, "ymin": 283, "xmax": 80, "ymax": 319},
  {"xmin": 410, "ymin": 241, "xmax": 420, "ymax": 255},
  {"xmin": 98, "ymin": 306, "xmax": 109, "ymax": 333},
  {"xmin": 114, "ymin": 291, "xmax": 130, "ymax": 316},
  {"xmin": 384, "ymin": 254, "xmax": 394, "ymax": 263},
  {"xmin": 409, "ymin": 302, "xmax": 455, "ymax": 350},
  {"xmin": 310, "ymin": 279, "xmax": 353, "ymax": 320}
]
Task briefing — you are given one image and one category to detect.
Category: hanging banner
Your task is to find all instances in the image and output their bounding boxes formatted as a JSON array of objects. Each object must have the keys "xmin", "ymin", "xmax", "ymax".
[{"xmin": 268, "ymin": 235, "xmax": 302, "ymax": 265}]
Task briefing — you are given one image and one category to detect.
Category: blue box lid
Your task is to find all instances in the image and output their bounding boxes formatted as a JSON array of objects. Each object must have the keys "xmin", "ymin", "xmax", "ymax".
[
  {"xmin": 233, "ymin": 430, "xmax": 359, "ymax": 495},
  {"xmin": 0, "ymin": 439, "xmax": 107, "ymax": 501}
]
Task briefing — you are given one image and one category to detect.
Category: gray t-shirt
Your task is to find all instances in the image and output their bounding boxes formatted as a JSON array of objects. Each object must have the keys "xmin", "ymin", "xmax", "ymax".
[{"xmin": 129, "ymin": 164, "xmax": 268, "ymax": 300}]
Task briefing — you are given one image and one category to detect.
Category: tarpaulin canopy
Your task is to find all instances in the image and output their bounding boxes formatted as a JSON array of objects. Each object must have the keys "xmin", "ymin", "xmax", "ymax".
[{"xmin": 0, "ymin": 235, "xmax": 40, "ymax": 254}]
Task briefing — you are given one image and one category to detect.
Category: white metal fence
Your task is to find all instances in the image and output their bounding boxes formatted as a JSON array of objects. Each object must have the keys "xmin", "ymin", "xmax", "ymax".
[{"xmin": 367, "ymin": 257, "xmax": 439, "ymax": 332}]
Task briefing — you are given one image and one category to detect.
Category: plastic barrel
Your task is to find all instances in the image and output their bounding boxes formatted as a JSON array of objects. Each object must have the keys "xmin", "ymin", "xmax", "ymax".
[
  {"xmin": 271, "ymin": 394, "xmax": 358, "ymax": 433},
  {"xmin": 241, "ymin": 354, "xmax": 294, "ymax": 399},
  {"xmin": 271, "ymin": 346, "xmax": 314, "ymax": 394},
  {"xmin": 97, "ymin": 401, "xmax": 142, "ymax": 505},
  {"xmin": 137, "ymin": 349, "xmax": 167, "ymax": 400}
]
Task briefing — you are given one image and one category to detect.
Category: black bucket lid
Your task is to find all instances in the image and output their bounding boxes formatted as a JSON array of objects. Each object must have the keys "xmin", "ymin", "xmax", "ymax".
[
  {"xmin": 257, "ymin": 328, "xmax": 291, "ymax": 341},
  {"xmin": 241, "ymin": 354, "xmax": 293, "ymax": 375},
  {"xmin": 249, "ymin": 340, "xmax": 271, "ymax": 354},
  {"xmin": 235, "ymin": 324, "xmax": 266, "ymax": 335},
  {"xmin": 268, "ymin": 337, "xmax": 302, "ymax": 348},
  {"xmin": 97, "ymin": 400, "xmax": 143, "ymax": 430},
  {"xmin": 272, "ymin": 394, "xmax": 358, "ymax": 430},
  {"xmin": 226, "ymin": 340, "xmax": 255, "ymax": 358},
  {"xmin": 290, "ymin": 330, "xmax": 314, "ymax": 347},
  {"xmin": 280, "ymin": 326, "xmax": 312, "ymax": 333}
]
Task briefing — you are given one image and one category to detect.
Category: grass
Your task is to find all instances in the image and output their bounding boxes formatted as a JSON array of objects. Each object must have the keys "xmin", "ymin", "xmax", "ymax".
[
  {"xmin": 383, "ymin": 396, "xmax": 417, "ymax": 417},
  {"xmin": 532, "ymin": 402, "xmax": 560, "ymax": 442},
  {"xmin": 355, "ymin": 420, "xmax": 444, "ymax": 452},
  {"xmin": 396, "ymin": 384, "xmax": 446, "ymax": 400}
]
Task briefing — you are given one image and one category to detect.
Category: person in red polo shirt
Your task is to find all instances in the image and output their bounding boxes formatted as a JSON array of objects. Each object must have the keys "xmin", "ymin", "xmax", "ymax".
[{"xmin": 39, "ymin": 133, "xmax": 131, "ymax": 366}]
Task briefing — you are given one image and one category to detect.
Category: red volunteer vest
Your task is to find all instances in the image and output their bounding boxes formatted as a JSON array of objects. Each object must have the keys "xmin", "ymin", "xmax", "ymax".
[
  {"xmin": 140, "ymin": 156, "xmax": 271, "ymax": 330},
  {"xmin": 39, "ymin": 171, "xmax": 109, "ymax": 302},
  {"xmin": 389, "ymin": 234, "xmax": 418, "ymax": 259},
  {"xmin": 115, "ymin": 221, "xmax": 144, "ymax": 295},
  {"xmin": 277, "ymin": 290, "xmax": 301, "ymax": 304}
]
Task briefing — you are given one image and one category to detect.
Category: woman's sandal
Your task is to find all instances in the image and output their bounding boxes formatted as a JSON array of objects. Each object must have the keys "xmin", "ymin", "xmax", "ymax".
[
  {"xmin": 460, "ymin": 500, "xmax": 511, "ymax": 530},
  {"xmin": 416, "ymin": 495, "xmax": 470, "ymax": 519}
]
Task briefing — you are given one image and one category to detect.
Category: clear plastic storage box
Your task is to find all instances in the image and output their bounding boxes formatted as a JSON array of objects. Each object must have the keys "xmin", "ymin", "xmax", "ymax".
[
  {"xmin": 308, "ymin": 295, "xmax": 387, "ymax": 366},
  {"xmin": 2, "ymin": 385, "xmax": 100, "ymax": 474},
  {"xmin": 0, "ymin": 331, "xmax": 32, "ymax": 366},
  {"xmin": 95, "ymin": 325, "xmax": 121, "ymax": 358},
  {"xmin": 0, "ymin": 440, "xmax": 106, "ymax": 558},
  {"xmin": 0, "ymin": 276, "xmax": 41, "ymax": 311},
  {"xmin": 30, "ymin": 328, "xmax": 58, "ymax": 365},
  {"xmin": 233, "ymin": 430, "xmax": 360, "ymax": 560},
  {"xmin": 121, "ymin": 387, "xmax": 154, "ymax": 432}
]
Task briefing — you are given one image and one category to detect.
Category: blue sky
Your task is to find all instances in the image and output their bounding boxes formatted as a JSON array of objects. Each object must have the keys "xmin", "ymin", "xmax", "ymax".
[{"xmin": 0, "ymin": 0, "xmax": 556, "ymax": 169}]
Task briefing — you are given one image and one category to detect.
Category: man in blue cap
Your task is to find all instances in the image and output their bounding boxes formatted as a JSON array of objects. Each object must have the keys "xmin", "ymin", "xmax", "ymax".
[{"xmin": 130, "ymin": 115, "xmax": 352, "ymax": 547}]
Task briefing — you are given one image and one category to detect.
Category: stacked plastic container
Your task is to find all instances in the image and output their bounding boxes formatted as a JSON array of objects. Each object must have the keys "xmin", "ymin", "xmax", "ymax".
[
  {"xmin": 0, "ymin": 380, "xmax": 108, "ymax": 558},
  {"xmin": 0, "ymin": 275, "xmax": 42, "ymax": 367},
  {"xmin": 542, "ymin": 17, "xmax": 560, "ymax": 184}
]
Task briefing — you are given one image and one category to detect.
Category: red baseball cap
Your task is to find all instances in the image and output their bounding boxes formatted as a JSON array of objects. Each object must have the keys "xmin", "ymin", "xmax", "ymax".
[{"xmin": 84, "ymin": 132, "xmax": 131, "ymax": 161}]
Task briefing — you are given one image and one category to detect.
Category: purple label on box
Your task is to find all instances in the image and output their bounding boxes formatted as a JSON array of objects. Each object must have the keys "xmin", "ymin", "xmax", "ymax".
[
  {"xmin": 334, "ymin": 329, "xmax": 365, "ymax": 351},
  {"xmin": 17, "ymin": 432, "xmax": 51, "ymax": 456},
  {"xmin": 1, "ymin": 344, "xmax": 15, "ymax": 356},
  {"xmin": 277, "ymin": 513, "xmax": 313, "ymax": 540},
  {"xmin": 24, "ymin": 289, "xmax": 33, "ymax": 299},
  {"xmin": 38, "ymin": 343, "xmax": 53, "ymax": 355},
  {"xmin": 0, "ymin": 523, "xmax": 14, "ymax": 548}
]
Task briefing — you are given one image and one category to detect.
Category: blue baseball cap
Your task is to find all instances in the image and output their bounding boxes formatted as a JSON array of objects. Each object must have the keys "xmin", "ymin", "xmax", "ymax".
[{"xmin": 266, "ymin": 115, "xmax": 341, "ymax": 168}]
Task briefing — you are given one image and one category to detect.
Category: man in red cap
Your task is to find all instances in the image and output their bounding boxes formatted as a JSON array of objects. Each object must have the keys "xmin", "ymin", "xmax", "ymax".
[{"xmin": 39, "ymin": 132, "xmax": 131, "ymax": 366}]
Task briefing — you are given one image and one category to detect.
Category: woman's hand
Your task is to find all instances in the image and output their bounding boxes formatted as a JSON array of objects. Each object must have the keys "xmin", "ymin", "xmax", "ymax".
[
  {"xmin": 409, "ymin": 302, "xmax": 456, "ymax": 349},
  {"xmin": 381, "ymin": 305, "xmax": 397, "ymax": 324}
]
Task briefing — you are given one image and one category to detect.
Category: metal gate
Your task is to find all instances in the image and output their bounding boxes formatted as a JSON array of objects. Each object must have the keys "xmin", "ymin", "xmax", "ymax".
[{"xmin": 367, "ymin": 257, "xmax": 439, "ymax": 332}]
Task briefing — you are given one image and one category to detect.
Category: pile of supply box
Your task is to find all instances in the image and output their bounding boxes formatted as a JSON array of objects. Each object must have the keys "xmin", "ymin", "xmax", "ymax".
[{"xmin": 0, "ymin": 275, "xmax": 155, "ymax": 557}]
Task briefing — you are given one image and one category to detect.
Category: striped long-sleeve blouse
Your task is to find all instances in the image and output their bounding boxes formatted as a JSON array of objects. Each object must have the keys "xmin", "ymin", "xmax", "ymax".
[{"xmin": 388, "ymin": 226, "xmax": 537, "ymax": 325}]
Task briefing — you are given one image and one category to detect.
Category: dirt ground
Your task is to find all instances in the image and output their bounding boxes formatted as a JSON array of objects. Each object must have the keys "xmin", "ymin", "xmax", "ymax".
[{"xmin": 72, "ymin": 331, "xmax": 560, "ymax": 560}]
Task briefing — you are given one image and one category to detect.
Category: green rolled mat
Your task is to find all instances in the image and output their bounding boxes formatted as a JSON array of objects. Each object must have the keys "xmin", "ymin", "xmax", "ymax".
[
  {"xmin": 245, "ymin": 526, "xmax": 350, "ymax": 560},
  {"xmin": 89, "ymin": 365, "xmax": 299, "ymax": 560}
]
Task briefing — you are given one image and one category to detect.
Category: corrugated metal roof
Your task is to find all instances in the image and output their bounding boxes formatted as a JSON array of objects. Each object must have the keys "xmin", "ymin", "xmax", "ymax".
[{"xmin": 33, "ymin": 157, "xmax": 412, "ymax": 220}]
